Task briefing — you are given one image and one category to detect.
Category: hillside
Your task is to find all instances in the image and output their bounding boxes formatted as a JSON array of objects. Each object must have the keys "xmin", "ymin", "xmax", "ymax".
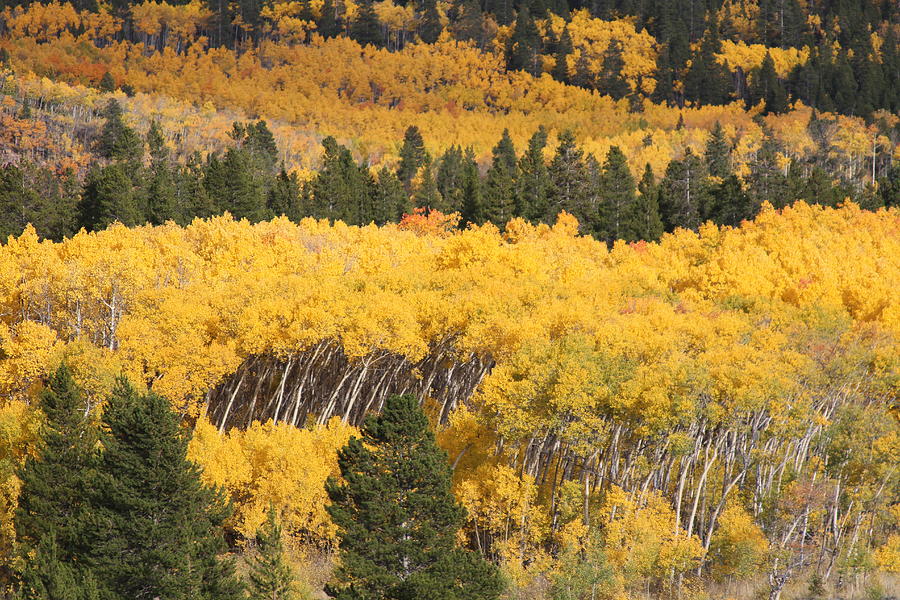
[{"xmin": 0, "ymin": 0, "xmax": 898, "ymax": 597}]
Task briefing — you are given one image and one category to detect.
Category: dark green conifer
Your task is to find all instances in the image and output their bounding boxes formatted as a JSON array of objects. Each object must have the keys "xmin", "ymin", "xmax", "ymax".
[
  {"xmin": 247, "ymin": 508, "xmax": 297, "ymax": 600},
  {"xmin": 96, "ymin": 99, "xmax": 142, "ymax": 164},
  {"xmin": 85, "ymin": 379, "xmax": 243, "ymax": 600},
  {"xmin": 325, "ymin": 395, "xmax": 503, "ymax": 600},
  {"xmin": 78, "ymin": 163, "xmax": 141, "ymax": 230},
  {"xmin": 704, "ymin": 121, "xmax": 732, "ymax": 179},
  {"xmin": 658, "ymin": 148, "xmax": 708, "ymax": 231},
  {"xmin": 516, "ymin": 127, "xmax": 551, "ymax": 222},
  {"xmin": 547, "ymin": 130, "xmax": 590, "ymax": 224},
  {"xmin": 598, "ymin": 39, "xmax": 630, "ymax": 100},
  {"xmin": 483, "ymin": 129, "xmax": 518, "ymax": 226},
  {"xmin": 397, "ymin": 126, "xmax": 428, "ymax": 191},
  {"xmin": 597, "ymin": 145, "xmax": 637, "ymax": 243},
  {"xmin": 634, "ymin": 163, "xmax": 664, "ymax": 241}
]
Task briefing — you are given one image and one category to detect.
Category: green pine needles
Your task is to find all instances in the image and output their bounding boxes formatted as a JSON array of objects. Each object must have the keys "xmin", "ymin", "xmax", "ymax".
[{"xmin": 325, "ymin": 394, "xmax": 504, "ymax": 600}]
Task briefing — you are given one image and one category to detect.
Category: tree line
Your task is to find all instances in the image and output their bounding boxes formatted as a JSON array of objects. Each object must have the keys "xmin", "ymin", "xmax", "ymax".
[
  {"xmin": 12, "ymin": 364, "xmax": 500, "ymax": 600},
  {"xmin": 2, "ymin": 0, "xmax": 898, "ymax": 118},
  {"xmin": 2, "ymin": 99, "xmax": 897, "ymax": 244}
]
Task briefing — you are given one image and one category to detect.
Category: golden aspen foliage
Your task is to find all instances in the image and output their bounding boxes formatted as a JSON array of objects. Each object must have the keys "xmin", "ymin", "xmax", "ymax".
[{"xmin": 187, "ymin": 416, "xmax": 357, "ymax": 545}]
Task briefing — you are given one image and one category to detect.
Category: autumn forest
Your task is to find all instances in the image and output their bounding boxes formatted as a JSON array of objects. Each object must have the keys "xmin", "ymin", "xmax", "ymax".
[{"xmin": 0, "ymin": 0, "xmax": 897, "ymax": 598}]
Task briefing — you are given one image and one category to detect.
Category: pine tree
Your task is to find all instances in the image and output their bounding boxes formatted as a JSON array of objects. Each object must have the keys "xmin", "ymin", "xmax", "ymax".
[
  {"xmin": 483, "ymin": 129, "xmax": 518, "ymax": 226},
  {"xmin": 683, "ymin": 18, "xmax": 731, "ymax": 106},
  {"xmin": 352, "ymin": 0, "xmax": 384, "ymax": 47},
  {"xmin": 325, "ymin": 394, "xmax": 503, "ymax": 600},
  {"xmin": 460, "ymin": 147, "xmax": 483, "ymax": 226},
  {"xmin": 516, "ymin": 127, "xmax": 551, "ymax": 221},
  {"xmin": 84, "ymin": 379, "xmax": 243, "ymax": 600},
  {"xmin": 659, "ymin": 148, "xmax": 708, "ymax": 231},
  {"xmin": 507, "ymin": 7, "xmax": 541, "ymax": 76},
  {"xmin": 308, "ymin": 137, "xmax": 372, "ymax": 224},
  {"xmin": 705, "ymin": 174, "xmax": 752, "ymax": 226},
  {"xmin": 98, "ymin": 72, "xmax": 116, "ymax": 93},
  {"xmin": 372, "ymin": 166, "xmax": 409, "ymax": 224},
  {"xmin": 436, "ymin": 145, "xmax": 466, "ymax": 213},
  {"xmin": 547, "ymin": 130, "xmax": 590, "ymax": 224},
  {"xmin": 552, "ymin": 27, "xmax": 573, "ymax": 83},
  {"xmin": 635, "ymin": 163, "xmax": 664, "ymax": 241},
  {"xmin": 267, "ymin": 167, "xmax": 303, "ymax": 221},
  {"xmin": 748, "ymin": 52, "xmax": 789, "ymax": 114},
  {"xmin": 651, "ymin": 44, "xmax": 676, "ymax": 105},
  {"xmin": 412, "ymin": 159, "xmax": 444, "ymax": 212},
  {"xmin": 598, "ymin": 39, "xmax": 630, "ymax": 100},
  {"xmin": 747, "ymin": 131, "xmax": 789, "ymax": 209},
  {"xmin": 96, "ymin": 99, "xmax": 142, "ymax": 164},
  {"xmin": 78, "ymin": 163, "xmax": 141, "ymax": 230},
  {"xmin": 145, "ymin": 120, "xmax": 178, "ymax": 225},
  {"xmin": 597, "ymin": 145, "xmax": 637, "ymax": 243},
  {"xmin": 418, "ymin": 0, "xmax": 442, "ymax": 43},
  {"xmin": 16, "ymin": 365, "xmax": 98, "ymax": 598},
  {"xmin": 219, "ymin": 147, "xmax": 268, "ymax": 222},
  {"xmin": 317, "ymin": 0, "xmax": 340, "ymax": 38},
  {"xmin": 397, "ymin": 126, "xmax": 428, "ymax": 191},
  {"xmin": 704, "ymin": 121, "xmax": 732, "ymax": 178},
  {"xmin": 247, "ymin": 508, "xmax": 297, "ymax": 600}
]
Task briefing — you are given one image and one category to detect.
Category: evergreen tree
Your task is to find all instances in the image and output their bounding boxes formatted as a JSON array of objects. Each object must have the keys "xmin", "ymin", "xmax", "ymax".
[
  {"xmin": 397, "ymin": 126, "xmax": 428, "ymax": 191},
  {"xmin": 317, "ymin": 0, "xmax": 340, "ymax": 38},
  {"xmin": 704, "ymin": 121, "xmax": 732, "ymax": 178},
  {"xmin": 144, "ymin": 120, "xmax": 178, "ymax": 225},
  {"xmin": 247, "ymin": 508, "xmax": 297, "ymax": 600},
  {"xmin": 96, "ymin": 99, "xmax": 142, "ymax": 164},
  {"xmin": 412, "ymin": 159, "xmax": 444, "ymax": 212},
  {"xmin": 352, "ymin": 0, "xmax": 384, "ymax": 47},
  {"xmin": 516, "ymin": 127, "xmax": 551, "ymax": 222},
  {"xmin": 747, "ymin": 131, "xmax": 789, "ymax": 209},
  {"xmin": 372, "ymin": 166, "xmax": 409, "ymax": 224},
  {"xmin": 547, "ymin": 130, "xmax": 590, "ymax": 224},
  {"xmin": 16, "ymin": 364, "xmax": 97, "ymax": 595},
  {"xmin": 449, "ymin": 0, "xmax": 484, "ymax": 44},
  {"xmin": 651, "ymin": 44, "xmax": 676, "ymax": 105},
  {"xmin": 597, "ymin": 145, "xmax": 638, "ymax": 243},
  {"xmin": 78, "ymin": 163, "xmax": 141, "ymax": 230},
  {"xmin": 84, "ymin": 379, "xmax": 243, "ymax": 600},
  {"xmin": 705, "ymin": 174, "xmax": 752, "ymax": 226},
  {"xmin": 659, "ymin": 148, "xmax": 708, "ymax": 231},
  {"xmin": 436, "ymin": 145, "xmax": 466, "ymax": 213},
  {"xmin": 418, "ymin": 0, "xmax": 442, "ymax": 43},
  {"xmin": 598, "ymin": 39, "xmax": 630, "ymax": 100},
  {"xmin": 219, "ymin": 147, "xmax": 268, "ymax": 222},
  {"xmin": 98, "ymin": 72, "xmax": 116, "ymax": 93},
  {"xmin": 459, "ymin": 147, "xmax": 483, "ymax": 226},
  {"xmin": 325, "ymin": 394, "xmax": 503, "ymax": 600},
  {"xmin": 634, "ymin": 163, "xmax": 664, "ymax": 241},
  {"xmin": 683, "ymin": 19, "xmax": 731, "ymax": 106},
  {"xmin": 267, "ymin": 167, "xmax": 303, "ymax": 221},
  {"xmin": 748, "ymin": 52, "xmax": 789, "ymax": 114},
  {"xmin": 551, "ymin": 27, "xmax": 573, "ymax": 83},
  {"xmin": 507, "ymin": 7, "xmax": 541, "ymax": 76},
  {"xmin": 483, "ymin": 129, "xmax": 518, "ymax": 226},
  {"xmin": 308, "ymin": 137, "xmax": 371, "ymax": 224}
]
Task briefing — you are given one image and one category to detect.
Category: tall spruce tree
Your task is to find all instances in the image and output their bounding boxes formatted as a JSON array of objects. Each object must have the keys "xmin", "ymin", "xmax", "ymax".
[
  {"xmin": 459, "ymin": 147, "xmax": 483, "ymax": 226},
  {"xmin": 247, "ymin": 508, "xmax": 297, "ymax": 600},
  {"xmin": 598, "ymin": 39, "xmax": 630, "ymax": 100},
  {"xmin": 96, "ymin": 99, "xmax": 142, "ymax": 164},
  {"xmin": 507, "ymin": 7, "xmax": 541, "ymax": 76},
  {"xmin": 84, "ymin": 379, "xmax": 242, "ymax": 600},
  {"xmin": 16, "ymin": 365, "xmax": 98, "ymax": 599},
  {"xmin": 78, "ymin": 163, "xmax": 141, "ymax": 230},
  {"xmin": 704, "ymin": 121, "xmax": 732, "ymax": 178},
  {"xmin": 659, "ymin": 148, "xmax": 708, "ymax": 231},
  {"xmin": 547, "ymin": 130, "xmax": 590, "ymax": 224},
  {"xmin": 635, "ymin": 163, "xmax": 664, "ymax": 241},
  {"xmin": 325, "ymin": 394, "xmax": 503, "ymax": 600},
  {"xmin": 483, "ymin": 129, "xmax": 518, "ymax": 226},
  {"xmin": 397, "ymin": 126, "xmax": 428, "ymax": 191},
  {"xmin": 372, "ymin": 166, "xmax": 409, "ymax": 224},
  {"xmin": 516, "ymin": 127, "xmax": 551, "ymax": 221},
  {"xmin": 597, "ymin": 145, "xmax": 638, "ymax": 243}
]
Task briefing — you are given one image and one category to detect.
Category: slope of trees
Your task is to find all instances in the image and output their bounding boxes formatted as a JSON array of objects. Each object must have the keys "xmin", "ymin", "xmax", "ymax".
[{"xmin": 0, "ymin": 203, "xmax": 896, "ymax": 597}]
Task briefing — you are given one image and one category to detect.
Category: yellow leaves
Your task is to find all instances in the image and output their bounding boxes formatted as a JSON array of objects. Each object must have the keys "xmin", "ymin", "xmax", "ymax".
[
  {"xmin": 708, "ymin": 504, "xmax": 769, "ymax": 579},
  {"xmin": 0, "ymin": 321, "xmax": 63, "ymax": 403},
  {"xmin": 187, "ymin": 416, "xmax": 357, "ymax": 545},
  {"xmin": 0, "ymin": 400, "xmax": 41, "ymax": 570},
  {"xmin": 874, "ymin": 534, "xmax": 900, "ymax": 573},
  {"xmin": 600, "ymin": 486, "xmax": 705, "ymax": 583},
  {"xmin": 717, "ymin": 41, "xmax": 809, "ymax": 78}
]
